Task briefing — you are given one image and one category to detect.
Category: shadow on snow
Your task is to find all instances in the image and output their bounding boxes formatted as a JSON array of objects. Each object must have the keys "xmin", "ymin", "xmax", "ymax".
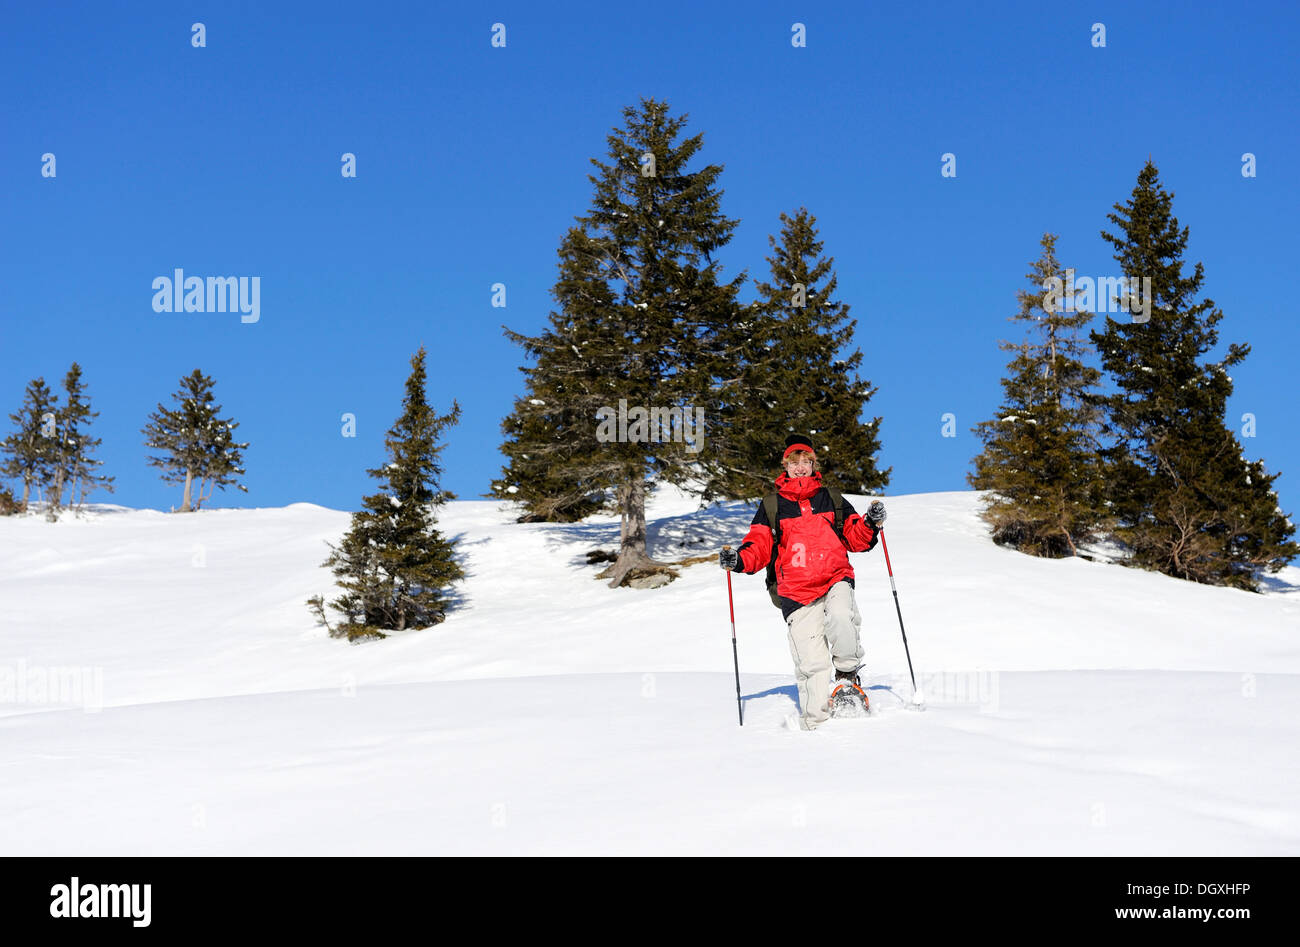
[{"xmin": 530, "ymin": 499, "xmax": 760, "ymax": 569}]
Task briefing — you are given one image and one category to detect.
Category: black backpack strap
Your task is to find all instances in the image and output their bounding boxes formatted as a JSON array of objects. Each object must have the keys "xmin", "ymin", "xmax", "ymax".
[
  {"xmin": 762, "ymin": 493, "xmax": 783, "ymax": 608},
  {"xmin": 762, "ymin": 493, "xmax": 781, "ymax": 551},
  {"xmin": 825, "ymin": 486, "xmax": 847, "ymax": 546}
]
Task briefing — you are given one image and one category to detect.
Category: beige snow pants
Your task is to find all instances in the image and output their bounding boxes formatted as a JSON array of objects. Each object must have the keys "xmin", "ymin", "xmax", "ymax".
[{"xmin": 786, "ymin": 580, "xmax": 863, "ymax": 730}]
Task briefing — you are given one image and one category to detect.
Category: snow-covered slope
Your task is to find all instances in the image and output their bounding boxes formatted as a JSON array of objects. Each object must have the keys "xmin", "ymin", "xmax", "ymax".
[{"xmin": 2, "ymin": 489, "xmax": 1298, "ymax": 854}]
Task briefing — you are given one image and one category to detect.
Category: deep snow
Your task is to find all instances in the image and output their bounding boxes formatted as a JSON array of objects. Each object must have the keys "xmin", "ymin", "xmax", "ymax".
[{"xmin": 2, "ymin": 488, "xmax": 1297, "ymax": 854}]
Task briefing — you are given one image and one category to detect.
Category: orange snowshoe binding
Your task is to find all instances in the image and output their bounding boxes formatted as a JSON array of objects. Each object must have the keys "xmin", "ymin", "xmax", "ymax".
[{"xmin": 829, "ymin": 666, "xmax": 870, "ymax": 718}]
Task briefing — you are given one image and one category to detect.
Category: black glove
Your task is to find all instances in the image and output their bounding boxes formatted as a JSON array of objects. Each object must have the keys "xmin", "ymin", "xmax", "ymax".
[
  {"xmin": 867, "ymin": 500, "xmax": 887, "ymax": 526},
  {"xmin": 719, "ymin": 547, "xmax": 740, "ymax": 571}
]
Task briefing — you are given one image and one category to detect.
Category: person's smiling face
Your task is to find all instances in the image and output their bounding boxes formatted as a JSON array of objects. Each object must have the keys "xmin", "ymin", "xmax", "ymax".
[{"xmin": 783, "ymin": 452, "xmax": 813, "ymax": 478}]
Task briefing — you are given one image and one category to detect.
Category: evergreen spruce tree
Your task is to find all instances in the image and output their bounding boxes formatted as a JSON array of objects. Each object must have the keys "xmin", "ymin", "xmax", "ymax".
[
  {"xmin": 313, "ymin": 347, "xmax": 464, "ymax": 641},
  {"xmin": 141, "ymin": 369, "xmax": 249, "ymax": 512},
  {"xmin": 1091, "ymin": 161, "xmax": 1297, "ymax": 588},
  {"xmin": 1, "ymin": 377, "xmax": 59, "ymax": 511},
  {"xmin": 968, "ymin": 233, "xmax": 1105, "ymax": 556},
  {"xmin": 44, "ymin": 362, "xmax": 114, "ymax": 518},
  {"xmin": 704, "ymin": 207, "xmax": 889, "ymax": 500},
  {"xmin": 493, "ymin": 228, "xmax": 622, "ymax": 525},
  {"xmin": 493, "ymin": 98, "xmax": 746, "ymax": 587}
]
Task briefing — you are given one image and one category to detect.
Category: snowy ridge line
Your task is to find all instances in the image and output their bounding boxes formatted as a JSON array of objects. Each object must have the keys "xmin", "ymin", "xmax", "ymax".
[{"xmin": 2, "ymin": 487, "xmax": 1299, "ymax": 724}]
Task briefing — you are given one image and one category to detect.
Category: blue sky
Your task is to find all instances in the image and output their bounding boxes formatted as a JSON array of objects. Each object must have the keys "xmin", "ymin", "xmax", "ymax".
[{"xmin": 3, "ymin": 0, "xmax": 1298, "ymax": 520}]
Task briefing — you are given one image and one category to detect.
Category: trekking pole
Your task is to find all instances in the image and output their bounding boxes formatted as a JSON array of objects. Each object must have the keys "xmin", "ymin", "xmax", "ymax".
[
  {"xmin": 879, "ymin": 530, "xmax": 925, "ymax": 710},
  {"xmin": 723, "ymin": 546, "xmax": 743, "ymax": 726}
]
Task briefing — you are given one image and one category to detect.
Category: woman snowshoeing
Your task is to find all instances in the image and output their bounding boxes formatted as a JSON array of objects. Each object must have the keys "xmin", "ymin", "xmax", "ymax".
[{"xmin": 720, "ymin": 433, "xmax": 886, "ymax": 730}]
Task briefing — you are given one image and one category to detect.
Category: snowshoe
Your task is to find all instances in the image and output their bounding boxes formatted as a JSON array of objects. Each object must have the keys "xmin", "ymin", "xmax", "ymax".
[{"xmin": 829, "ymin": 672, "xmax": 870, "ymax": 719}]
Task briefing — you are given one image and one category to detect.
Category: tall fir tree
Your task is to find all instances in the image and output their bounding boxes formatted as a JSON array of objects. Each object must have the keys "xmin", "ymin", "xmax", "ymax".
[
  {"xmin": 493, "ymin": 228, "xmax": 623, "ymax": 525},
  {"xmin": 1090, "ymin": 161, "xmax": 1297, "ymax": 588},
  {"xmin": 493, "ymin": 98, "xmax": 746, "ymax": 587},
  {"xmin": 141, "ymin": 369, "xmax": 249, "ymax": 512},
  {"xmin": 703, "ymin": 207, "xmax": 889, "ymax": 500},
  {"xmin": 44, "ymin": 362, "xmax": 114, "ymax": 518},
  {"xmin": 312, "ymin": 347, "xmax": 464, "ymax": 641},
  {"xmin": 1, "ymin": 377, "xmax": 58, "ymax": 511},
  {"xmin": 968, "ymin": 233, "xmax": 1105, "ymax": 556}
]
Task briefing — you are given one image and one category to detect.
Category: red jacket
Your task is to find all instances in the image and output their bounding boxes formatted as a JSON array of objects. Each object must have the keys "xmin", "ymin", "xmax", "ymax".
[{"xmin": 735, "ymin": 472, "xmax": 880, "ymax": 616}]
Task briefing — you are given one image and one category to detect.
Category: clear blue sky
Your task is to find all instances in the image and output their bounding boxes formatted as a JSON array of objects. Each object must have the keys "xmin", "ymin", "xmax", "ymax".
[{"xmin": 3, "ymin": 0, "xmax": 1298, "ymax": 519}]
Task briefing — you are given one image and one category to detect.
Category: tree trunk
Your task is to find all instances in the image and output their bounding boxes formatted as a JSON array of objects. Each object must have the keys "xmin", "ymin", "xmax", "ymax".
[
  {"xmin": 1057, "ymin": 490, "xmax": 1077, "ymax": 556},
  {"xmin": 1061, "ymin": 527, "xmax": 1078, "ymax": 557},
  {"xmin": 46, "ymin": 467, "xmax": 65, "ymax": 521},
  {"xmin": 51, "ymin": 468, "xmax": 65, "ymax": 510},
  {"xmin": 180, "ymin": 469, "xmax": 194, "ymax": 512},
  {"xmin": 599, "ymin": 478, "xmax": 673, "ymax": 588}
]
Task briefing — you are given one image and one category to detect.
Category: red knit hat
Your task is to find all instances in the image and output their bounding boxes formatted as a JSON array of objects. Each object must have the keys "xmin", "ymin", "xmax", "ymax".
[{"xmin": 782, "ymin": 433, "xmax": 815, "ymax": 460}]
